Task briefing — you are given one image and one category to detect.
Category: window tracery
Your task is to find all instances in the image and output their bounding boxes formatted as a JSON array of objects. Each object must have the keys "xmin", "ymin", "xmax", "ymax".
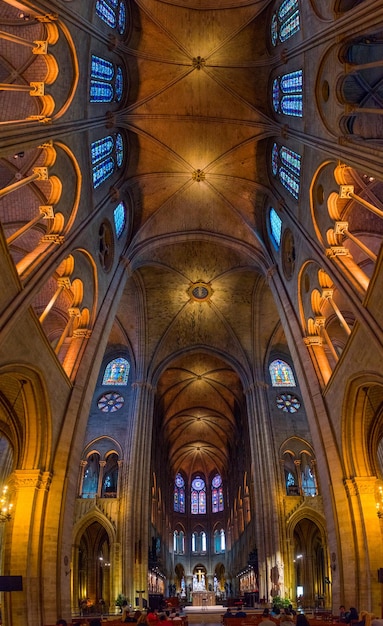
[
  {"xmin": 271, "ymin": 0, "xmax": 300, "ymax": 46},
  {"xmin": 191, "ymin": 476, "xmax": 206, "ymax": 514},
  {"xmin": 271, "ymin": 142, "xmax": 301, "ymax": 199},
  {"xmin": 96, "ymin": 0, "xmax": 126, "ymax": 34},
  {"xmin": 212, "ymin": 474, "xmax": 224, "ymax": 512},
  {"xmin": 174, "ymin": 473, "xmax": 185, "ymax": 513},
  {"xmin": 91, "ymin": 133, "xmax": 124, "ymax": 188},
  {"xmin": 273, "ymin": 70, "xmax": 303, "ymax": 117},
  {"xmin": 90, "ymin": 55, "xmax": 123, "ymax": 103}
]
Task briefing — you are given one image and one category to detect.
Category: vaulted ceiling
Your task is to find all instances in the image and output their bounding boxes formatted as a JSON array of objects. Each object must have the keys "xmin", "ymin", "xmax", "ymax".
[{"xmin": 113, "ymin": 0, "xmax": 279, "ymax": 481}]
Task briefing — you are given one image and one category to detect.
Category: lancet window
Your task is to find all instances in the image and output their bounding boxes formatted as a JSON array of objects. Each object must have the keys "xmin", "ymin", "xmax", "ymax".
[
  {"xmin": 269, "ymin": 207, "xmax": 282, "ymax": 249},
  {"xmin": 212, "ymin": 474, "xmax": 224, "ymax": 512},
  {"xmin": 102, "ymin": 357, "xmax": 130, "ymax": 385},
  {"xmin": 191, "ymin": 476, "xmax": 206, "ymax": 514},
  {"xmin": 271, "ymin": 0, "xmax": 300, "ymax": 46},
  {"xmin": 114, "ymin": 202, "xmax": 126, "ymax": 238},
  {"xmin": 273, "ymin": 70, "xmax": 303, "ymax": 117},
  {"xmin": 90, "ymin": 55, "xmax": 123, "ymax": 103},
  {"xmin": 91, "ymin": 133, "xmax": 124, "ymax": 188},
  {"xmin": 191, "ymin": 530, "xmax": 207, "ymax": 553},
  {"xmin": 269, "ymin": 359, "xmax": 296, "ymax": 387},
  {"xmin": 96, "ymin": 0, "xmax": 126, "ymax": 34},
  {"xmin": 214, "ymin": 528, "xmax": 226, "ymax": 553},
  {"xmin": 271, "ymin": 142, "xmax": 301, "ymax": 199},
  {"xmin": 173, "ymin": 530, "xmax": 185, "ymax": 554},
  {"xmin": 174, "ymin": 473, "xmax": 185, "ymax": 513}
]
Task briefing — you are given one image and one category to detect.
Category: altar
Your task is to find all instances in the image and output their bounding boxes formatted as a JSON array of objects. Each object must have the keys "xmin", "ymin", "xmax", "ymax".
[{"xmin": 192, "ymin": 591, "xmax": 215, "ymax": 606}]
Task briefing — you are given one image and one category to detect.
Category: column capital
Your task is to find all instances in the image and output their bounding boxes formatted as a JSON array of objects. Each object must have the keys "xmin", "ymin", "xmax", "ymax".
[{"xmin": 304, "ymin": 335, "xmax": 323, "ymax": 346}]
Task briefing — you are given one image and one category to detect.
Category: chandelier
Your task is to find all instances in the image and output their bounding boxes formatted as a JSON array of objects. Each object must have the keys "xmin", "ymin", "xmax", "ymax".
[{"xmin": 0, "ymin": 485, "xmax": 13, "ymax": 522}]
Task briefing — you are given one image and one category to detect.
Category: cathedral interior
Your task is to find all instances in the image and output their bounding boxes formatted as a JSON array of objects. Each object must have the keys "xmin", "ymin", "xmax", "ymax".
[{"xmin": 1, "ymin": 0, "xmax": 383, "ymax": 624}]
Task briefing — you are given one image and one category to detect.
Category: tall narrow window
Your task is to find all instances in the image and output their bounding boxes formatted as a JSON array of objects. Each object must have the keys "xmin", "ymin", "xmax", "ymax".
[
  {"xmin": 212, "ymin": 474, "xmax": 224, "ymax": 512},
  {"xmin": 273, "ymin": 70, "xmax": 303, "ymax": 117},
  {"xmin": 90, "ymin": 55, "xmax": 124, "ymax": 103},
  {"xmin": 174, "ymin": 473, "xmax": 185, "ymax": 513},
  {"xmin": 271, "ymin": 142, "xmax": 301, "ymax": 199},
  {"xmin": 269, "ymin": 359, "xmax": 296, "ymax": 386},
  {"xmin": 96, "ymin": 0, "xmax": 126, "ymax": 34},
  {"xmin": 102, "ymin": 357, "xmax": 130, "ymax": 385},
  {"xmin": 191, "ymin": 476, "xmax": 206, "ymax": 514},
  {"xmin": 114, "ymin": 202, "xmax": 126, "ymax": 239},
  {"xmin": 269, "ymin": 208, "xmax": 282, "ymax": 249},
  {"xmin": 271, "ymin": 0, "xmax": 300, "ymax": 46},
  {"xmin": 91, "ymin": 133, "xmax": 124, "ymax": 189}
]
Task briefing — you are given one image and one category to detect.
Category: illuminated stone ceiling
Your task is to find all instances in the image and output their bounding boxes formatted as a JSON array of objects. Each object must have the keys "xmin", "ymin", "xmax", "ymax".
[{"xmin": 113, "ymin": 0, "xmax": 279, "ymax": 479}]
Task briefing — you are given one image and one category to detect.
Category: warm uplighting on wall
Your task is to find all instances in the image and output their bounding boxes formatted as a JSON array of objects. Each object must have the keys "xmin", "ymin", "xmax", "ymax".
[
  {"xmin": 0, "ymin": 485, "xmax": 13, "ymax": 522},
  {"xmin": 376, "ymin": 485, "xmax": 383, "ymax": 519}
]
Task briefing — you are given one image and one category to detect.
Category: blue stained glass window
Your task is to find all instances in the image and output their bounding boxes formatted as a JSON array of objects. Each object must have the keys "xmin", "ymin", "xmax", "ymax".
[
  {"xmin": 93, "ymin": 157, "xmax": 115, "ymax": 188},
  {"xmin": 269, "ymin": 358, "xmax": 296, "ymax": 386},
  {"xmin": 115, "ymin": 67, "xmax": 123, "ymax": 101},
  {"xmin": 272, "ymin": 79, "xmax": 280, "ymax": 113},
  {"xmin": 280, "ymin": 146, "xmax": 301, "ymax": 176},
  {"xmin": 281, "ymin": 94, "xmax": 303, "ymax": 117},
  {"xmin": 90, "ymin": 81, "xmax": 114, "ymax": 103},
  {"xmin": 91, "ymin": 134, "xmax": 124, "ymax": 189},
  {"xmin": 280, "ymin": 11, "xmax": 300, "ymax": 43},
  {"xmin": 273, "ymin": 70, "xmax": 303, "ymax": 117},
  {"xmin": 270, "ymin": 208, "xmax": 282, "ymax": 249},
  {"xmin": 271, "ymin": 143, "xmax": 279, "ymax": 176},
  {"xmin": 279, "ymin": 167, "xmax": 300, "ymax": 198},
  {"xmin": 174, "ymin": 473, "xmax": 185, "ymax": 513},
  {"xmin": 212, "ymin": 474, "xmax": 224, "ymax": 513},
  {"xmin": 118, "ymin": 2, "xmax": 126, "ymax": 34},
  {"xmin": 114, "ymin": 202, "xmax": 126, "ymax": 238},
  {"xmin": 96, "ymin": 0, "xmax": 126, "ymax": 33},
  {"xmin": 271, "ymin": 0, "xmax": 300, "ymax": 46},
  {"xmin": 191, "ymin": 476, "xmax": 206, "ymax": 514},
  {"xmin": 91, "ymin": 136, "xmax": 114, "ymax": 164},
  {"xmin": 116, "ymin": 133, "xmax": 124, "ymax": 167},
  {"xmin": 96, "ymin": 0, "xmax": 117, "ymax": 28},
  {"xmin": 279, "ymin": 0, "xmax": 298, "ymax": 21},
  {"xmin": 91, "ymin": 55, "xmax": 114, "ymax": 80},
  {"xmin": 90, "ymin": 55, "xmax": 123, "ymax": 104},
  {"xmin": 271, "ymin": 13, "xmax": 278, "ymax": 46},
  {"xmin": 271, "ymin": 142, "xmax": 301, "ymax": 200},
  {"xmin": 103, "ymin": 357, "xmax": 130, "ymax": 385},
  {"xmin": 280, "ymin": 70, "xmax": 302, "ymax": 93}
]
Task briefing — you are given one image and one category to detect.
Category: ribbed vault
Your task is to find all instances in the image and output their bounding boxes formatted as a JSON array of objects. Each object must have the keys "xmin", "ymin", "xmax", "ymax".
[{"xmin": 118, "ymin": 0, "xmax": 274, "ymax": 481}]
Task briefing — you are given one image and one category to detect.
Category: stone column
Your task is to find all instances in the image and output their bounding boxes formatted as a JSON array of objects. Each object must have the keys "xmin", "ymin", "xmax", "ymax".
[
  {"xmin": 121, "ymin": 380, "xmax": 156, "ymax": 608},
  {"xmin": 244, "ymin": 381, "xmax": 281, "ymax": 603}
]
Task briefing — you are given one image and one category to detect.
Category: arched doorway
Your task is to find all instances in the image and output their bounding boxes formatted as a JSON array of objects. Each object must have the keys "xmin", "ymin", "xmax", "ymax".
[
  {"xmin": 292, "ymin": 518, "xmax": 328, "ymax": 610},
  {"xmin": 76, "ymin": 521, "xmax": 111, "ymax": 616}
]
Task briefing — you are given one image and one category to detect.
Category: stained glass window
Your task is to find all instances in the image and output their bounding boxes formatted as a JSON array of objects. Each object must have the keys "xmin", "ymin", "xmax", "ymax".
[
  {"xmin": 91, "ymin": 134, "xmax": 124, "ymax": 189},
  {"xmin": 90, "ymin": 55, "xmax": 123, "ymax": 104},
  {"xmin": 114, "ymin": 202, "xmax": 126, "ymax": 238},
  {"xmin": 271, "ymin": 142, "xmax": 301, "ymax": 200},
  {"xmin": 102, "ymin": 357, "xmax": 130, "ymax": 385},
  {"xmin": 97, "ymin": 392, "xmax": 125, "ymax": 412},
  {"xmin": 212, "ymin": 474, "xmax": 224, "ymax": 513},
  {"xmin": 269, "ymin": 359, "xmax": 296, "ymax": 387},
  {"xmin": 191, "ymin": 476, "xmax": 206, "ymax": 514},
  {"xmin": 269, "ymin": 208, "xmax": 282, "ymax": 249},
  {"xmin": 174, "ymin": 473, "xmax": 185, "ymax": 513},
  {"xmin": 271, "ymin": 0, "xmax": 300, "ymax": 46},
  {"xmin": 272, "ymin": 70, "xmax": 303, "ymax": 117},
  {"xmin": 96, "ymin": 0, "xmax": 126, "ymax": 34},
  {"xmin": 276, "ymin": 393, "xmax": 301, "ymax": 413}
]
